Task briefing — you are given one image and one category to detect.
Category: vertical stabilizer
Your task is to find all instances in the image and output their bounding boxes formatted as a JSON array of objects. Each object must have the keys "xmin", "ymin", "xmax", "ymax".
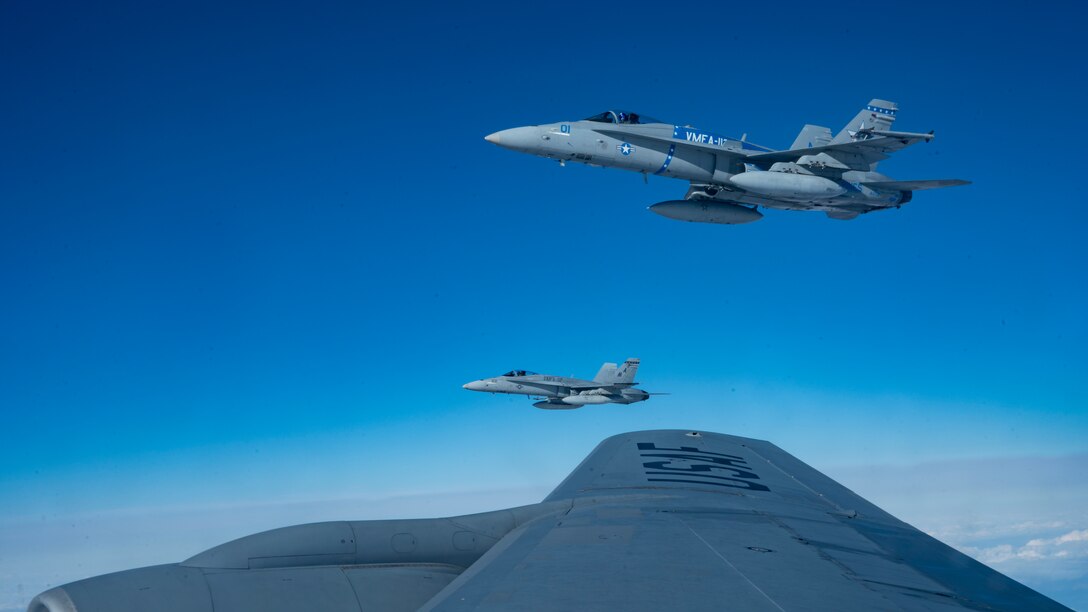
[
  {"xmin": 831, "ymin": 99, "xmax": 898, "ymax": 144},
  {"xmin": 593, "ymin": 363, "xmax": 618, "ymax": 383},
  {"xmin": 791, "ymin": 125, "xmax": 833, "ymax": 150},
  {"xmin": 613, "ymin": 358, "xmax": 640, "ymax": 385}
]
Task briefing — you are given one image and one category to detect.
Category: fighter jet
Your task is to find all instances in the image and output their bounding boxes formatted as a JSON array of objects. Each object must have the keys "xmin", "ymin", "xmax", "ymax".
[
  {"xmin": 485, "ymin": 100, "xmax": 969, "ymax": 223},
  {"xmin": 462, "ymin": 358, "xmax": 654, "ymax": 409},
  {"xmin": 29, "ymin": 429, "xmax": 1071, "ymax": 611}
]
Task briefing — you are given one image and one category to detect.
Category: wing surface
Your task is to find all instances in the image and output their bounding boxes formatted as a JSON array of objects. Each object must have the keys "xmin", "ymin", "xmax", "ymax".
[
  {"xmin": 29, "ymin": 430, "xmax": 1071, "ymax": 612},
  {"xmin": 559, "ymin": 378, "xmax": 615, "ymax": 390},
  {"xmin": 590, "ymin": 127, "xmax": 757, "ymax": 158},
  {"xmin": 503, "ymin": 379, "xmax": 563, "ymax": 394},
  {"xmin": 509, "ymin": 377, "xmax": 603, "ymax": 391},
  {"xmin": 746, "ymin": 134, "xmax": 933, "ymax": 171},
  {"xmin": 861, "ymin": 179, "xmax": 971, "ymax": 191},
  {"xmin": 424, "ymin": 430, "xmax": 1069, "ymax": 612}
]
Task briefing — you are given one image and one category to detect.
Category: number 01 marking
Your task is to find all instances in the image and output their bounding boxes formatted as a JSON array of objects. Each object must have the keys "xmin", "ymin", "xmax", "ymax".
[{"xmin": 560, "ymin": 124, "xmax": 570, "ymax": 134}]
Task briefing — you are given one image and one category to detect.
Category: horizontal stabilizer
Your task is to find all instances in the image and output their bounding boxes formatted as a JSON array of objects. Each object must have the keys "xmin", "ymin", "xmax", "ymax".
[
  {"xmin": 858, "ymin": 129, "xmax": 934, "ymax": 141},
  {"xmin": 861, "ymin": 179, "xmax": 971, "ymax": 191}
]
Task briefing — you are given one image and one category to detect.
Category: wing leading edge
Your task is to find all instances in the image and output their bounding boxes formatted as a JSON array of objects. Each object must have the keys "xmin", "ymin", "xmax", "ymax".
[
  {"xmin": 423, "ymin": 430, "xmax": 1069, "ymax": 611},
  {"xmin": 744, "ymin": 134, "xmax": 933, "ymax": 171}
]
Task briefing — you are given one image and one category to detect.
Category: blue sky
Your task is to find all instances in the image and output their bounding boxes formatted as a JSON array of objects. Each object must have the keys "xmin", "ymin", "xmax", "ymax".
[{"xmin": 1, "ymin": 1, "xmax": 1086, "ymax": 609}]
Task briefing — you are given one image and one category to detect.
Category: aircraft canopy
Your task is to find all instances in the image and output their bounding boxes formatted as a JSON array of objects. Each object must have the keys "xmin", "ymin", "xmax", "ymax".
[
  {"xmin": 502, "ymin": 370, "xmax": 536, "ymax": 377},
  {"xmin": 583, "ymin": 110, "xmax": 662, "ymax": 125}
]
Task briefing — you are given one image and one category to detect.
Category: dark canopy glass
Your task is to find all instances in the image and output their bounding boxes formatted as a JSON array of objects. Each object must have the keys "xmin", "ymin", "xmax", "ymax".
[{"xmin": 583, "ymin": 110, "xmax": 662, "ymax": 125}]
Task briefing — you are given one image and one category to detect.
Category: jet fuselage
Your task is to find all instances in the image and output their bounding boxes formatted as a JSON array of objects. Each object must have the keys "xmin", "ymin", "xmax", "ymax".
[
  {"xmin": 484, "ymin": 103, "xmax": 968, "ymax": 223},
  {"xmin": 485, "ymin": 119, "xmax": 904, "ymax": 215}
]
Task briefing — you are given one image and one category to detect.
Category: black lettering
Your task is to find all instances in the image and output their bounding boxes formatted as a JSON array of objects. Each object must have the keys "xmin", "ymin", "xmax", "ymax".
[
  {"xmin": 637, "ymin": 442, "xmax": 743, "ymax": 459},
  {"xmin": 640, "ymin": 452, "xmax": 753, "ymax": 469},
  {"xmin": 647, "ymin": 478, "xmax": 770, "ymax": 492},
  {"xmin": 642, "ymin": 461, "xmax": 759, "ymax": 480}
]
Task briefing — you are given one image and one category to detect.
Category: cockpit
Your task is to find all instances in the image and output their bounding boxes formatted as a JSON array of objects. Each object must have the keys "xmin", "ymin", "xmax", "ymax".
[
  {"xmin": 583, "ymin": 110, "xmax": 662, "ymax": 125},
  {"xmin": 502, "ymin": 370, "xmax": 536, "ymax": 377}
]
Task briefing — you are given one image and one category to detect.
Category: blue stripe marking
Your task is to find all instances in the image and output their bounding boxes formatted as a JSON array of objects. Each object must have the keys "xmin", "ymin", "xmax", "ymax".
[
  {"xmin": 654, "ymin": 143, "xmax": 676, "ymax": 175},
  {"xmin": 865, "ymin": 105, "xmax": 897, "ymax": 116}
]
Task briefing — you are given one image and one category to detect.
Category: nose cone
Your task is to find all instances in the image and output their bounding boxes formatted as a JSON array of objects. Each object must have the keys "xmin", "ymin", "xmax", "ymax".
[
  {"xmin": 483, "ymin": 126, "xmax": 539, "ymax": 152},
  {"xmin": 463, "ymin": 380, "xmax": 486, "ymax": 391}
]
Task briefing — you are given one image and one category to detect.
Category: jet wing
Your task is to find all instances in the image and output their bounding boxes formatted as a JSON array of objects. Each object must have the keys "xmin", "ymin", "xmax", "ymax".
[
  {"xmin": 861, "ymin": 179, "xmax": 971, "ymax": 191},
  {"xmin": 423, "ymin": 430, "xmax": 1069, "ymax": 611},
  {"xmin": 29, "ymin": 430, "xmax": 1071, "ymax": 612},
  {"xmin": 745, "ymin": 133, "xmax": 934, "ymax": 171},
  {"xmin": 506, "ymin": 377, "xmax": 602, "ymax": 392},
  {"xmin": 562, "ymin": 381, "xmax": 614, "ymax": 390},
  {"xmin": 591, "ymin": 127, "xmax": 757, "ymax": 159}
]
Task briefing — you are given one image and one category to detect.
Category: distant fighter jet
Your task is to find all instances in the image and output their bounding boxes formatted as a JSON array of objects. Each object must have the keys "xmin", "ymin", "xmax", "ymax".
[
  {"xmin": 29, "ymin": 429, "xmax": 1071, "ymax": 611},
  {"xmin": 485, "ymin": 100, "xmax": 969, "ymax": 223},
  {"xmin": 462, "ymin": 358, "xmax": 654, "ymax": 409}
]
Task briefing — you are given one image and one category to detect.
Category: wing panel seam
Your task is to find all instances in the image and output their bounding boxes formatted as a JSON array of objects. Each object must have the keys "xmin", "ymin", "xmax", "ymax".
[{"xmin": 682, "ymin": 521, "xmax": 786, "ymax": 612}]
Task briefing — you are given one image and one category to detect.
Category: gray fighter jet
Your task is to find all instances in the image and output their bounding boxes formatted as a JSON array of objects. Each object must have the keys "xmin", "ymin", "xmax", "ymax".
[
  {"xmin": 462, "ymin": 358, "xmax": 652, "ymax": 409},
  {"xmin": 485, "ymin": 100, "xmax": 969, "ymax": 223},
  {"xmin": 29, "ymin": 429, "xmax": 1071, "ymax": 611}
]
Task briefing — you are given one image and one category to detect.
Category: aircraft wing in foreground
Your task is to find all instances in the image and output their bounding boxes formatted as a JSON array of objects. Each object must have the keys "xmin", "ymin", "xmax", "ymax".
[{"xmin": 29, "ymin": 430, "xmax": 1069, "ymax": 611}]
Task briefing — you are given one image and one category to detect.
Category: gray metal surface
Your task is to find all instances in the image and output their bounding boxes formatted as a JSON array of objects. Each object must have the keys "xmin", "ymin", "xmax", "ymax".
[
  {"xmin": 27, "ymin": 430, "xmax": 1069, "ymax": 611},
  {"xmin": 484, "ymin": 101, "xmax": 970, "ymax": 223},
  {"xmin": 426, "ymin": 430, "xmax": 1069, "ymax": 611}
]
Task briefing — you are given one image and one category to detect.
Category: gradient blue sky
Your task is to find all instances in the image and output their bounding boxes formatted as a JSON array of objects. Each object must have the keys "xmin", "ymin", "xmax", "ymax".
[{"xmin": 2, "ymin": 1, "xmax": 1086, "ymax": 609}]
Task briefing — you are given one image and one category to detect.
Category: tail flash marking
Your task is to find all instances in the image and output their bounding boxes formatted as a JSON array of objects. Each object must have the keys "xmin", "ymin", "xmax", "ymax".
[
  {"xmin": 832, "ymin": 99, "xmax": 898, "ymax": 145},
  {"xmin": 615, "ymin": 358, "xmax": 640, "ymax": 385}
]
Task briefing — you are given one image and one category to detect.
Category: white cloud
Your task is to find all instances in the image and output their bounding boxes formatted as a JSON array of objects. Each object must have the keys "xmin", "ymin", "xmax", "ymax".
[
  {"xmin": 926, "ymin": 519, "xmax": 1071, "ymax": 542},
  {"xmin": 1049, "ymin": 529, "xmax": 1088, "ymax": 545},
  {"xmin": 957, "ymin": 527, "xmax": 1088, "ymax": 587},
  {"xmin": 829, "ymin": 453, "xmax": 1088, "ymax": 609},
  {"xmin": 960, "ymin": 528, "xmax": 1088, "ymax": 564}
]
